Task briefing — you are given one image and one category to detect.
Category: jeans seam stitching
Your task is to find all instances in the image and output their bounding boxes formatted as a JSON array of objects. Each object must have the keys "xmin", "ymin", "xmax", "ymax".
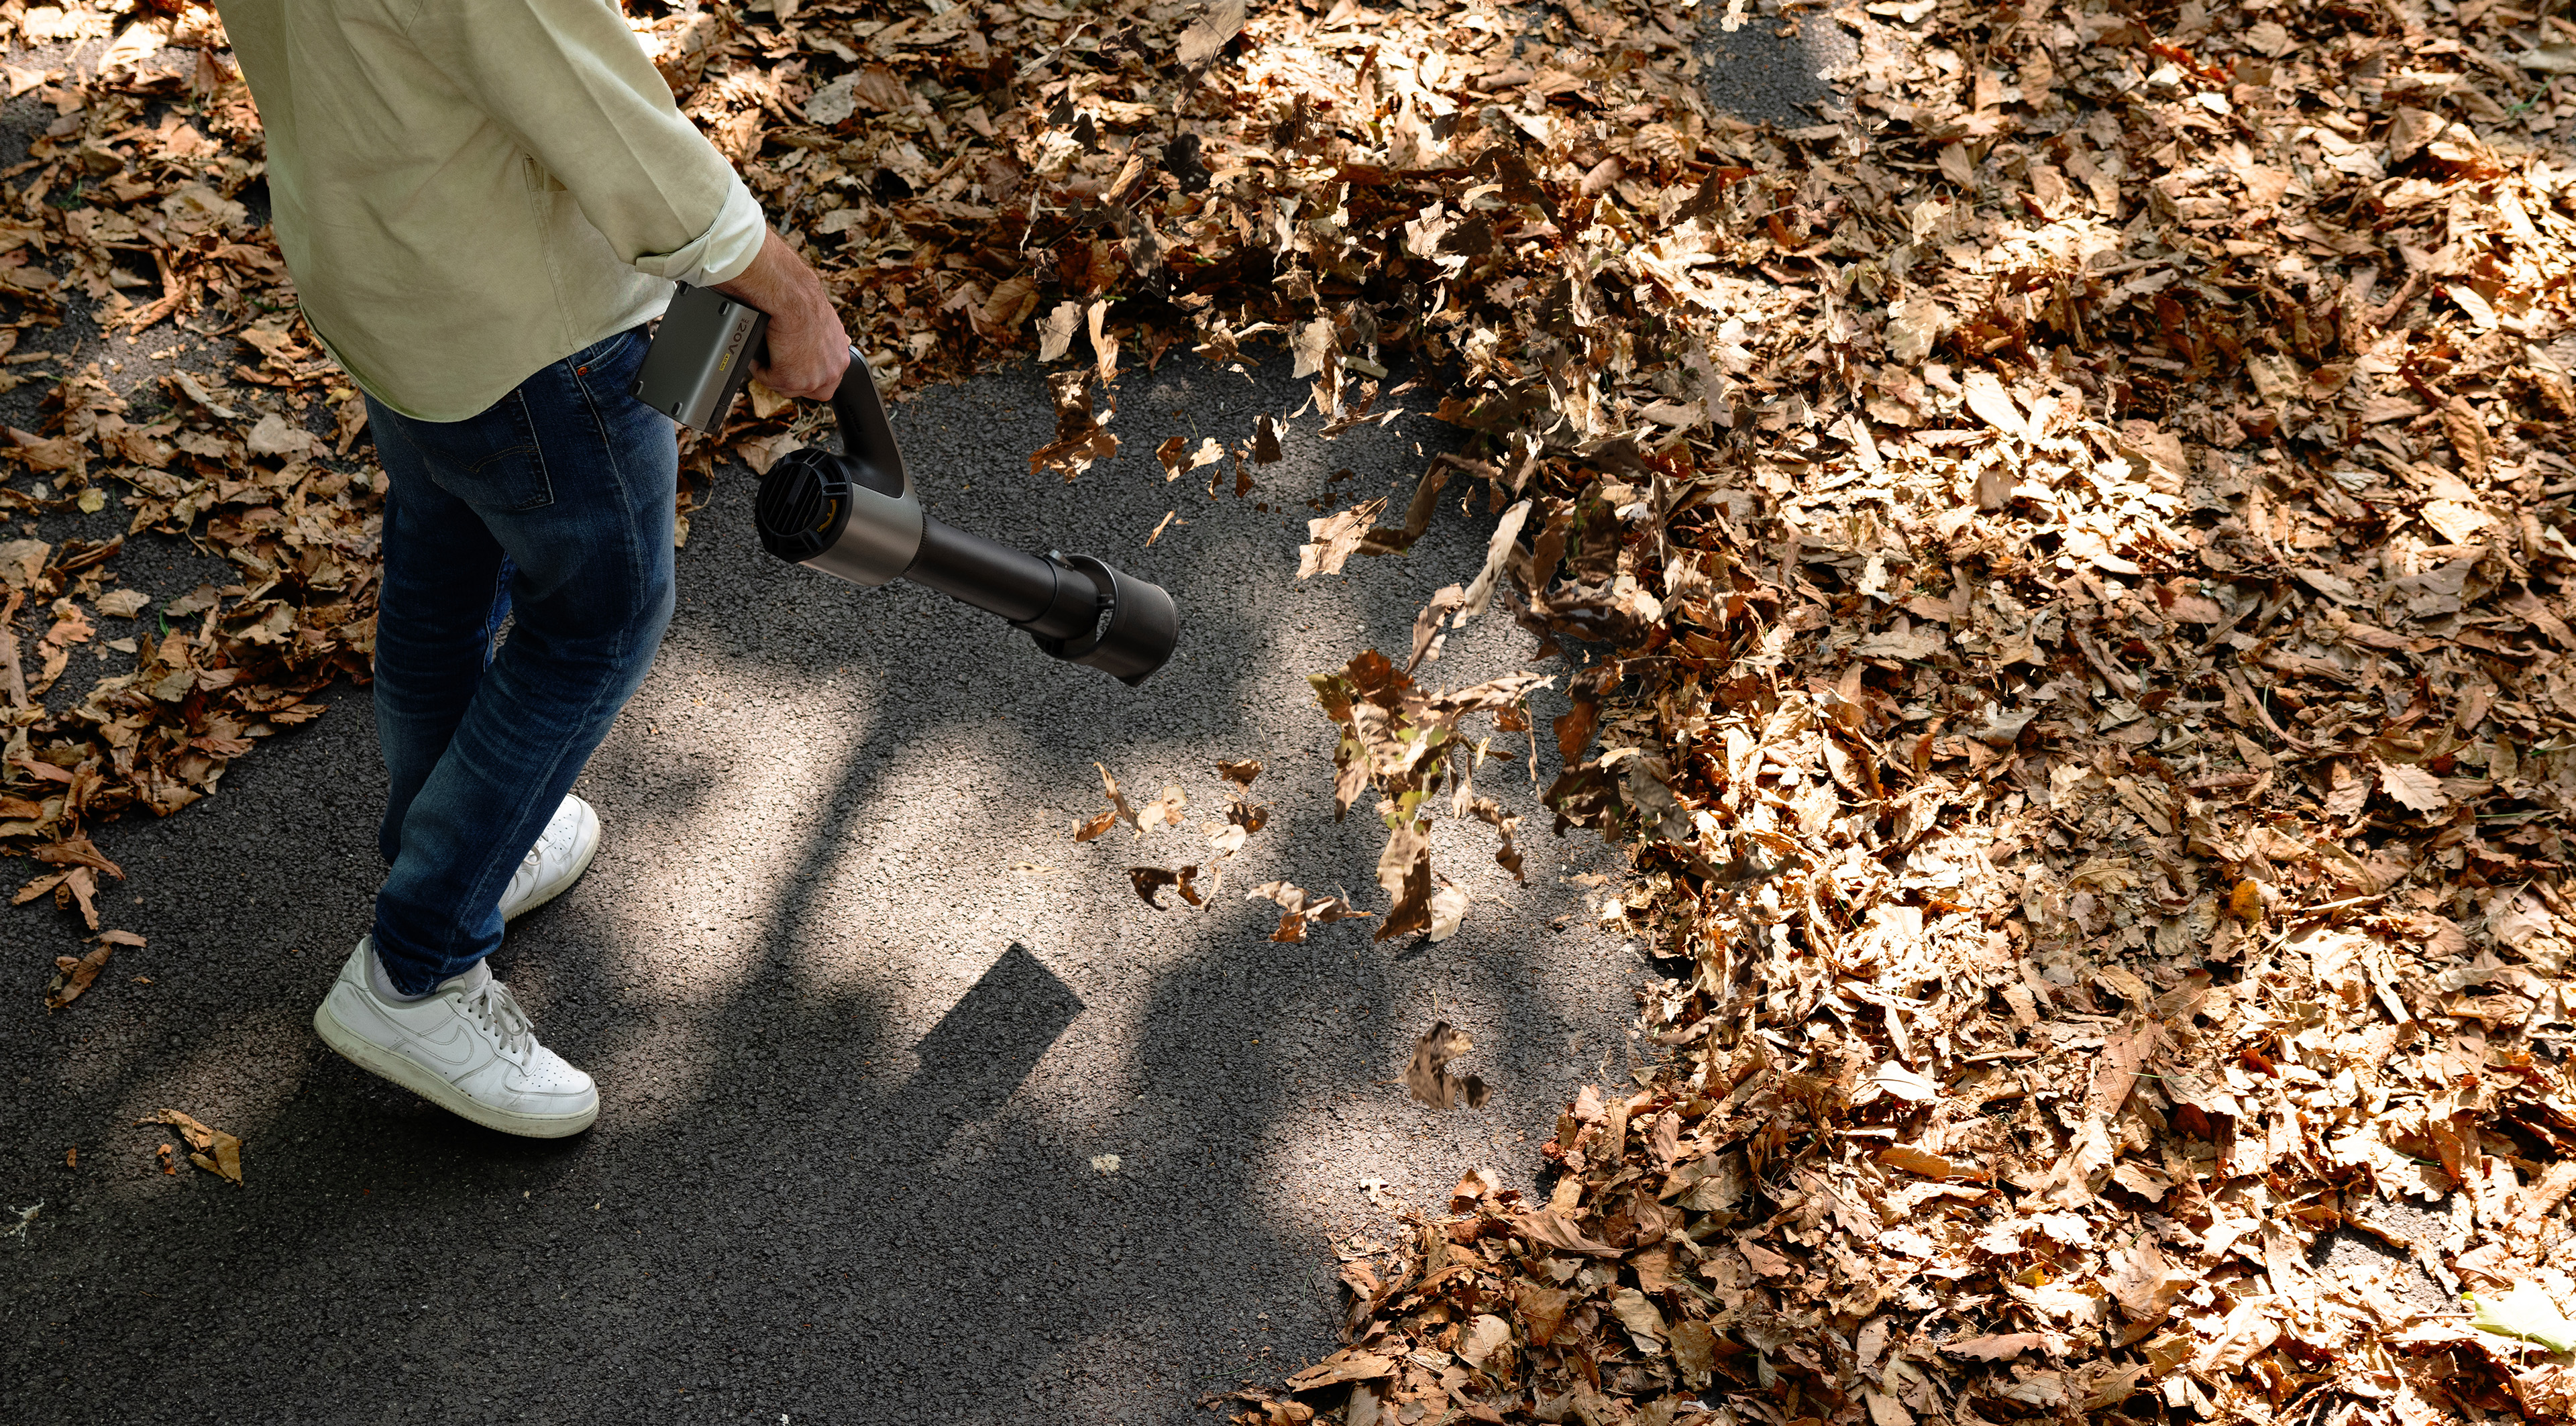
[
  {"xmin": 509, "ymin": 391, "xmax": 556, "ymax": 511},
  {"xmin": 447, "ymin": 339, "xmax": 649, "ymax": 955},
  {"xmin": 567, "ymin": 343, "xmax": 624, "ymax": 455}
]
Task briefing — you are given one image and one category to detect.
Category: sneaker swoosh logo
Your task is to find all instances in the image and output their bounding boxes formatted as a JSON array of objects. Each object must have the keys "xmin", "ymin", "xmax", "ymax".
[{"xmin": 402, "ymin": 1017, "xmax": 482, "ymax": 1073}]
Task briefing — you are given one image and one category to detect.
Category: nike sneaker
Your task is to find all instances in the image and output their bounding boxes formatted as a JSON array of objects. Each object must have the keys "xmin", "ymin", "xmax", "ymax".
[
  {"xmin": 313, "ymin": 937, "xmax": 598, "ymax": 1138},
  {"xmin": 498, "ymin": 793, "xmax": 601, "ymax": 922}
]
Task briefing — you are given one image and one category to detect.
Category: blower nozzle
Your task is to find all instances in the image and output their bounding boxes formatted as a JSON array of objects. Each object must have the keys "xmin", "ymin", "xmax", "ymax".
[{"xmin": 743, "ymin": 347, "xmax": 1178, "ymax": 687}]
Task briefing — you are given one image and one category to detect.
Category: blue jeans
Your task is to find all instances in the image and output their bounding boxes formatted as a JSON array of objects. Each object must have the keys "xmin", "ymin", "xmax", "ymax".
[{"xmin": 364, "ymin": 325, "xmax": 675, "ymax": 995}]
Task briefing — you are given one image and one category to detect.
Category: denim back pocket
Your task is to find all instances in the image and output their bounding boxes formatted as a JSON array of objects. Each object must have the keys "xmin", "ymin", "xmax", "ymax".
[{"xmin": 409, "ymin": 390, "xmax": 554, "ymax": 512}]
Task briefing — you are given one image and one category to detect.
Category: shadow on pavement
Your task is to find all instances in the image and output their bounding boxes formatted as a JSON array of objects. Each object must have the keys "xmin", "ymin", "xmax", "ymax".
[
  {"xmin": 0, "ymin": 10, "xmax": 1872, "ymax": 1413},
  {"xmin": 2, "ymin": 353, "xmax": 1652, "ymax": 1423}
]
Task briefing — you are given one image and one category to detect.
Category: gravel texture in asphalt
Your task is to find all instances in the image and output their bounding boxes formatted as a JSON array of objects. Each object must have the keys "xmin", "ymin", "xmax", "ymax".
[{"xmin": 1695, "ymin": 2, "xmax": 1855, "ymax": 127}]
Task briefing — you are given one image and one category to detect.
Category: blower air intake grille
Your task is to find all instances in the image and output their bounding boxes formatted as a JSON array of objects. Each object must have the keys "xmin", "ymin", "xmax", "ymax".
[{"xmin": 753, "ymin": 451, "xmax": 847, "ymax": 564}]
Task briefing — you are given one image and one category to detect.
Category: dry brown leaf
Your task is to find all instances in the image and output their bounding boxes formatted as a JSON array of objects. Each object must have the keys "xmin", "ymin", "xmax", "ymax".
[
  {"xmin": 1515, "ymin": 1208, "xmax": 1618, "ymax": 1257},
  {"xmin": 44, "ymin": 944, "xmax": 108, "ymax": 1009},
  {"xmin": 1945, "ymin": 1333, "xmax": 2046, "ymax": 1361},
  {"xmin": 1128, "ymin": 865, "xmax": 1202, "ymax": 909},
  {"xmin": 1959, "ymin": 371, "xmax": 2027, "ymax": 439},
  {"xmin": 1175, "ymin": 0, "xmax": 1247, "ymax": 70},
  {"xmin": 1402, "ymin": 1020, "xmax": 1489, "ymax": 1110},
  {"xmin": 1246, "ymin": 879, "xmax": 1372, "ymax": 942},
  {"xmin": 1297, "ymin": 498, "xmax": 1387, "ymax": 580},
  {"xmin": 136, "ymin": 1109, "xmax": 240, "ymax": 1183},
  {"xmin": 1135, "ymin": 783, "xmax": 1187, "ymax": 834},
  {"xmin": 1876, "ymin": 1145, "xmax": 1970, "ymax": 1179},
  {"xmin": 2375, "ymin": 759, "xmax": 2450, "ymax": 814}
]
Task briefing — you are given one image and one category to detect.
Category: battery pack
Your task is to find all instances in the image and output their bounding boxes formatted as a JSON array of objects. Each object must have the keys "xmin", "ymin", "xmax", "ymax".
[{"xmin": 631, "ymin": 282, "xmax": 768, "ymax": 433}]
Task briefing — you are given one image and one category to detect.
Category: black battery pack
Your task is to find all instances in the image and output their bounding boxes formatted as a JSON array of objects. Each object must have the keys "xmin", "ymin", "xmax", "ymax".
[{"xmin": 631, "ymin": 282, "xmax": 768, "ymax": 433}]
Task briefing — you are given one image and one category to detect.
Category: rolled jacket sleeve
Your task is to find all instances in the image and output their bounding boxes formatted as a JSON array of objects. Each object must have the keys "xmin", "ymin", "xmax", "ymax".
[
  {"xmin": 408, "ymin": 0, "xmax": 763, "ymax": 282},
  {"xmin": 635, "ymin": 178, "xmax": 766, "ymax": 288}
]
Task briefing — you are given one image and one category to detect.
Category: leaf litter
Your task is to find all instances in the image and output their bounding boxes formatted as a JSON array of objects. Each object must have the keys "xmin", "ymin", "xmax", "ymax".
[
  {"xmin": 0, "ymin": 0, "xmax": 2571, "ymax": 1417},
  {"xmin": 1095, "ymin": 0, "xmax": 2576, "ymax": 1412},
  {"xmin": 0, "ymin": 11, "xmax": 372, "ymax": 930},
  {"xmin": 1078, "ymin": 757, "xmax": 1275, "ymax": 907}
]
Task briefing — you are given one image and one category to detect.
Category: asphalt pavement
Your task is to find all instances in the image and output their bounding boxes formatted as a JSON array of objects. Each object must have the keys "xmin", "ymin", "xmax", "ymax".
[
  {"xmin": 1697, "ymin": 1, "xmax": 1855, "ymax": 125},
  {"xmin": 5, "ymin": 349, "xmax": 1670, "ymax": 1423},
  {"xmin": 0, "ymin": 11, "xmax": 1865, "ymax": 1423}
]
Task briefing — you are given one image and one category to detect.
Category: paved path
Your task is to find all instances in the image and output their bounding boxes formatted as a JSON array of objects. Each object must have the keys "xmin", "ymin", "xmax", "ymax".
[
  {"xmin": 4, "ymin": 353, "xmax": 1662, "ymax": 1423},
  {"xmin": 0, "ymin": 13, "xmax": 1868, "ymax": 1421}
]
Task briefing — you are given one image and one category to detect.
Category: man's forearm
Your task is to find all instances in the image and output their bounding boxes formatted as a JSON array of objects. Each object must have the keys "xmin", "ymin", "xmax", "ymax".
[{"xmin": 712, "ymin": 229, "xmax": 851, "ymax": 401}]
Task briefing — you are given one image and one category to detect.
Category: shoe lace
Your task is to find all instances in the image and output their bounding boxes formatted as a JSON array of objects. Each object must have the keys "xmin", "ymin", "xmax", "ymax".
[{"xmin": 459, "ymin": 978, "xmax": 535, "ymax": 1057}]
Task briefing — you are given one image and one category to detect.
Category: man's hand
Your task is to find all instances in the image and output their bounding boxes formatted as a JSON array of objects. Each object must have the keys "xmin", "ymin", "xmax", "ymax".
[{"xmin": 712, "ymin": 228, "xmax": 851, "ymax": 400}]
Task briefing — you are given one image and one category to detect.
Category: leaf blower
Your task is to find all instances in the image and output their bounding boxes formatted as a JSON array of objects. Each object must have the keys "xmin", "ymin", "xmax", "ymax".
[{"xmin": 632, "ymin": 283, "xmax": 1180, "ymax": 686}]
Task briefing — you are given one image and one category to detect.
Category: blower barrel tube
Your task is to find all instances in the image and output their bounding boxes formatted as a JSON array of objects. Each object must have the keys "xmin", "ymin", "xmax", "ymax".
[
  {"xmin": 750, "ymin": 432, "xmax": 1180, "ymax": 685},
  {"xmin": 902, "ymin": 519, "xmax": 1179, "ymax": 683},
  {"xmin": 904, "ymin": 517, "xmax": 1059, "ymax": 627}
]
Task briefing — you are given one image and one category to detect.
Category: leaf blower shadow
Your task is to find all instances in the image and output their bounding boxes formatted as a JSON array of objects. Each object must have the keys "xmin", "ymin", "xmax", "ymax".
[{"xmin": 886, "ymin": 942, "xmax": 1085, "ymax": 1138}]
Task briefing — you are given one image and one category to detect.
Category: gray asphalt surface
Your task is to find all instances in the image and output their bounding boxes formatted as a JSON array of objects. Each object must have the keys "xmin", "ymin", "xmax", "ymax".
[
  {"xmin": 1698, "ymin": 1, "xmax": 1855, "ymax": 125},
  {"xmin": 0, "ymin": 12, "xmax": 1860, "ymax": 1424},
  {"xmin": 5, "ymin": 348, "xmax": 1656, "ymax": 1423}
]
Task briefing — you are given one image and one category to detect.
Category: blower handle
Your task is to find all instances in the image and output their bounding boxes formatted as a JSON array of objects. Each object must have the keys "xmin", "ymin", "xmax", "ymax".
[
  {"xmin": 828, "ymin": 347, "xmax": 909, "ymax": 501},
  {"xmin": 754, "ymin": 345, "xmax": 923, "ymax": 588}
]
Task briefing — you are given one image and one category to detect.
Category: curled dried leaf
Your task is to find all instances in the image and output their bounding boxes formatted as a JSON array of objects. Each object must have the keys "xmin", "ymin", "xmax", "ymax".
[
  {"xmin": 1128, "ymin": 865, "xmax": 1203, "ymax": 908},
  {"xmin": 1403, "ymin": 1020, "xmax": 1490, "ymax": 1110}
]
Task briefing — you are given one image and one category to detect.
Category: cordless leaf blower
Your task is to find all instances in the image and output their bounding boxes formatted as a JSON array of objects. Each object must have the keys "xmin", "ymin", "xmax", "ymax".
[{"xmin": 633, "ymin": 284, "xmax": 1179, "ymax": 685}]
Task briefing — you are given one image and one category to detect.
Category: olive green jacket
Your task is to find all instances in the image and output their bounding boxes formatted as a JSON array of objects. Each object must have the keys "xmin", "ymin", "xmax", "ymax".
[{"xmin": 213, "ymin": 0, "xmax": 765, "ymax": 419}]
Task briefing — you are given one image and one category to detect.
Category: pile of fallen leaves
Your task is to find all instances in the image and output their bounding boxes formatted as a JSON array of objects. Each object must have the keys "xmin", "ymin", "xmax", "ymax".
[
  {"xmin": 1181, "ymin": 0, "xmax": 2576, "ymax": 1414},
  {"xmin": 1, "ymin": 5, "xmax": 369, "ymax": 937}
]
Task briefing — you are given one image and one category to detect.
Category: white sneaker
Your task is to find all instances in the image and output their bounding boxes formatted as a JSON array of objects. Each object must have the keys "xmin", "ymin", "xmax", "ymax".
[
  {"xmin": 498, "ymin": 793, "xmax": 600, "ymax": 922},
  {"xmin": 313, "ymin": 938, "xmax": 599, "ymax": 1138}
]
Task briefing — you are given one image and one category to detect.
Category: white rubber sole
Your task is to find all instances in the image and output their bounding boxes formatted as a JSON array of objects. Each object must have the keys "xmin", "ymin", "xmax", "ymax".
[
  {"xmin": 501, "ymin": 798, "xmax": 600, "ymax": 922},
  {"xmin": 313, "ymin": 995, "xmax": 598, "ymax": 1139}
]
